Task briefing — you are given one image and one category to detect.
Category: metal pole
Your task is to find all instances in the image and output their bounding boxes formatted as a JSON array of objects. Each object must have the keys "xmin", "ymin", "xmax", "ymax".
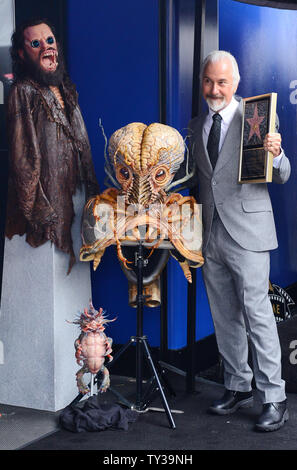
[
  {"xmin": 142, "ymin": 338, "xmax": 176, "ymax": 429},
  {"xmin": 136, "ymin": 241, "xmax": 144, "ymax": 407},
  {"xmin": 90, "ymin": 373, "xmax": 95, "ymax": 396}
]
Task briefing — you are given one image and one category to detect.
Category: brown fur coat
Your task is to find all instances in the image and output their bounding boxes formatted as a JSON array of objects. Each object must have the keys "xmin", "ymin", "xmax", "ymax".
[{"xmin": 5, "ymin": 79, "xmax": 99, "ymax": 273}]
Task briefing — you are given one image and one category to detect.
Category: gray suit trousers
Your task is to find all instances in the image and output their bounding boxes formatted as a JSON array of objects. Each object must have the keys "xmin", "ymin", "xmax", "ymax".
[{"xmin": 202, "ymin": 216, "xmax": 286, "ymax": 404}]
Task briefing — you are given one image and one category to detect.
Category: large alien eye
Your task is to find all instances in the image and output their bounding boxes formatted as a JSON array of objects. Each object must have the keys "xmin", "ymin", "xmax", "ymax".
[
  {"xmin": 153, "ymin": 165, "xmax": 170, "ymax": 186},
  {"xmin": 116, "ymin": 164, "xmax": 132, "ymax": 185},
  {"xmin": 120, "ymin": 167, "xmax": 130, "ymax": 180},
  {"xmin": 155, "ymin": 168, "xmax": 166, "ymax": 181}
]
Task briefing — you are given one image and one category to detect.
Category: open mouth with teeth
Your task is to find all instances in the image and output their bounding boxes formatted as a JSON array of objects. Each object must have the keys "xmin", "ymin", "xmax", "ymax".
[{"xmin": 40, "ymin": 48, "xmax": 58, "ymax": 72}]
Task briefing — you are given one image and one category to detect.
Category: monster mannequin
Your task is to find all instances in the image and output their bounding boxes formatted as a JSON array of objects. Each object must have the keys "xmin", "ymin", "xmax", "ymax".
[
  {"xmin": 80, "ymin": 122, "xmax": 204, "ymax": 306},
  {"xmin": 5, "ymin": 18, "xmax": 99, "ymax": 273}
]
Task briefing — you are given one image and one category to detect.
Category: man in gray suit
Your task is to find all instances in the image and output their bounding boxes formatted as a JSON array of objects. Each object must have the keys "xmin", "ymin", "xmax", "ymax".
[{"xmin": 189, "ymin": 50, "xmax": 291, "ymax": 432}]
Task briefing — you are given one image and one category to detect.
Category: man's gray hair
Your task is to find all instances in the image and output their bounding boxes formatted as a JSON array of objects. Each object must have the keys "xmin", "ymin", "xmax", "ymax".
[{"xmin": 201, "ymin": 50, "xmax": 240, "ymax": 86}]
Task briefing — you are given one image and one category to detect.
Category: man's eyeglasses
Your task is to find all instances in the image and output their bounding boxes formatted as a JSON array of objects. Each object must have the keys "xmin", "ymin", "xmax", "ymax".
[{"xmin": 30, "ymin": 36, "xmax": 55, "ymax": 48}]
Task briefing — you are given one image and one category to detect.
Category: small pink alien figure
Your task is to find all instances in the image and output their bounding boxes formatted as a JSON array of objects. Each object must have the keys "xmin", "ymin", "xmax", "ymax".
[{"xmin": 71, "ymin": 301, "xmax": 116, "ymax": 395}]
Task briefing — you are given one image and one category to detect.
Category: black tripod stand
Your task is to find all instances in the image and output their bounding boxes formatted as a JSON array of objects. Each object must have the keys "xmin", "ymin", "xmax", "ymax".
[
  {"xmin": 107, "ymin": 241, "xmax": 176, "ymax": 428},
  {"xmin": 70, "ymin": 241, "xmax": 177, "ymax": 429}
]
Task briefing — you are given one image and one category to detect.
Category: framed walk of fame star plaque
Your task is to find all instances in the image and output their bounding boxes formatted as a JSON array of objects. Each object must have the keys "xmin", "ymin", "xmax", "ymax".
[{"xmin": 238, "ymin": 92, "xmax": 277, "ymax": 184}]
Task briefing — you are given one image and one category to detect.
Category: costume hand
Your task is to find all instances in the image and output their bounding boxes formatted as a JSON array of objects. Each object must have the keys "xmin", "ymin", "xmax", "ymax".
[{"xmin": 263, "ymin": 133, "xmax": 282, "ymax": 157}]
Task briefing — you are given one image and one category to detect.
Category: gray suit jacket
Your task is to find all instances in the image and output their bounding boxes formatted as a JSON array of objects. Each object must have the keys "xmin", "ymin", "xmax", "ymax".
[{"xmin": 188, "ymin": 98, "xmax": 291, "ymax": 253}]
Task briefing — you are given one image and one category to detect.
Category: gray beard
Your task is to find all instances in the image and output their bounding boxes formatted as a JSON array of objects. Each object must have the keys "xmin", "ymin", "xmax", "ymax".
[{"xmin": 206, "ymin": 97, "xmax": 227, "ymax": 113}]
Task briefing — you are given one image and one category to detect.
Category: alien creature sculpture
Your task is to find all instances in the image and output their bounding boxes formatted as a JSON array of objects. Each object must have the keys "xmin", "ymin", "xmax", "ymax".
[
  {"xmin": 71, "ymin": 301, "xmax": 116, "ymax": 395},
  {"xmin": 80, "ymin": 122, "xmax": 204, "ymax": 307}
]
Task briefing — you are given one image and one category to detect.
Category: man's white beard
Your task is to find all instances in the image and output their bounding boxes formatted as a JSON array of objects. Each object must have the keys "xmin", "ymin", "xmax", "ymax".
[{"xmin": 206, "ymin": 97, "xmax": 227, "ymax": 112}]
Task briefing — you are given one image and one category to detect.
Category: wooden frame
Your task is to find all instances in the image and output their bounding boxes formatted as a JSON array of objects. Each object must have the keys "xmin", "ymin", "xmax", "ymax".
[{"xmin": 238, "ymin": 92, "xmax": 277, "ymax": 183}]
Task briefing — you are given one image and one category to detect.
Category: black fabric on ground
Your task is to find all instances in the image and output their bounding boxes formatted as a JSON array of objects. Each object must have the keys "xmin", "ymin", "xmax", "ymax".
[
  {"xmin": 59, "ymin": 396, "xmax": 138, "ymax": 433},
  {"xmin": 22, "ymin": 372, "xmax": 297, "ymax": 451}
]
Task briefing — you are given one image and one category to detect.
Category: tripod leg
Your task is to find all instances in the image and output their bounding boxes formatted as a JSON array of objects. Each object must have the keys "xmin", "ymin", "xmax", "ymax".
[
  {"xmin": 107, "ymin": 338, "xmax": 134, "ymax": 367},
  {"xmin": 155, "ymin": 362, "xmax": 176, "ymax": 397},
  {"xmin": 108, "ymin": 386, "xmax": 134, "ymax": 409},
  {"xmin": 142, "ymin": 338, "xmax": 176, "ymax": 429},
  {"xmin": 69, "ymin": 392, "xmax": 84, "ymax": 407},
  {"xmin": 140, "ymin": 376, "xmax": 158, "ymax": 410},
  {"xmin": 140, "ymin": 365, "xmax": 175, "ymax": 409},
  {"xmin": 136, "ymin": 336, "xmax": 143, "ymax": 409}
]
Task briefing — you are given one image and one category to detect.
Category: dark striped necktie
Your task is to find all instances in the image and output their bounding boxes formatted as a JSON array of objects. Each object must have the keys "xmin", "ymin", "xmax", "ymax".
[{"xmin": 207, "ymin": 113, "xmax": 222, "ymax": 169}]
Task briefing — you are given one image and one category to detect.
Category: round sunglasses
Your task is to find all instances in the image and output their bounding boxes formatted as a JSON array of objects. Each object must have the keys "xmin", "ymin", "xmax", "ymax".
[{"xmin": 30, "ymin": 36, "xmax": 55, "ymax": 48}]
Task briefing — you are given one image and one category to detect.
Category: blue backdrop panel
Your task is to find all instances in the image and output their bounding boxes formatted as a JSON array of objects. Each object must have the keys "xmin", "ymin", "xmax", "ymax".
[
  {"xmin": 67, "ymin": 0, "xmax": 161, "ymax": 346},
  {"xmin": 219, "ymin": 0, "xmax": 297, "ymax": 288},
  {"xmin": 164, "ymin": 0, "xmax": 214, "ymax": 348}
]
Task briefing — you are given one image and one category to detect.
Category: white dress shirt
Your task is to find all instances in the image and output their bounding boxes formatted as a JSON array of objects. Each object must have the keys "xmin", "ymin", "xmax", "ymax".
[{"xmin": 203, "ymin": 96, "xmax": 283, "ymax": 168}]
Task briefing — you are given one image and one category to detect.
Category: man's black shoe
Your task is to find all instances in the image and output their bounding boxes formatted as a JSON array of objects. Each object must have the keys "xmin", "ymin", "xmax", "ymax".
[
  {"xmin": 255, "ymin": 400, "xmax": 289, "ymax": 432},
  {"xmin": 208, "ymin": 389, "xmax": 253, "ymax": 415}
]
